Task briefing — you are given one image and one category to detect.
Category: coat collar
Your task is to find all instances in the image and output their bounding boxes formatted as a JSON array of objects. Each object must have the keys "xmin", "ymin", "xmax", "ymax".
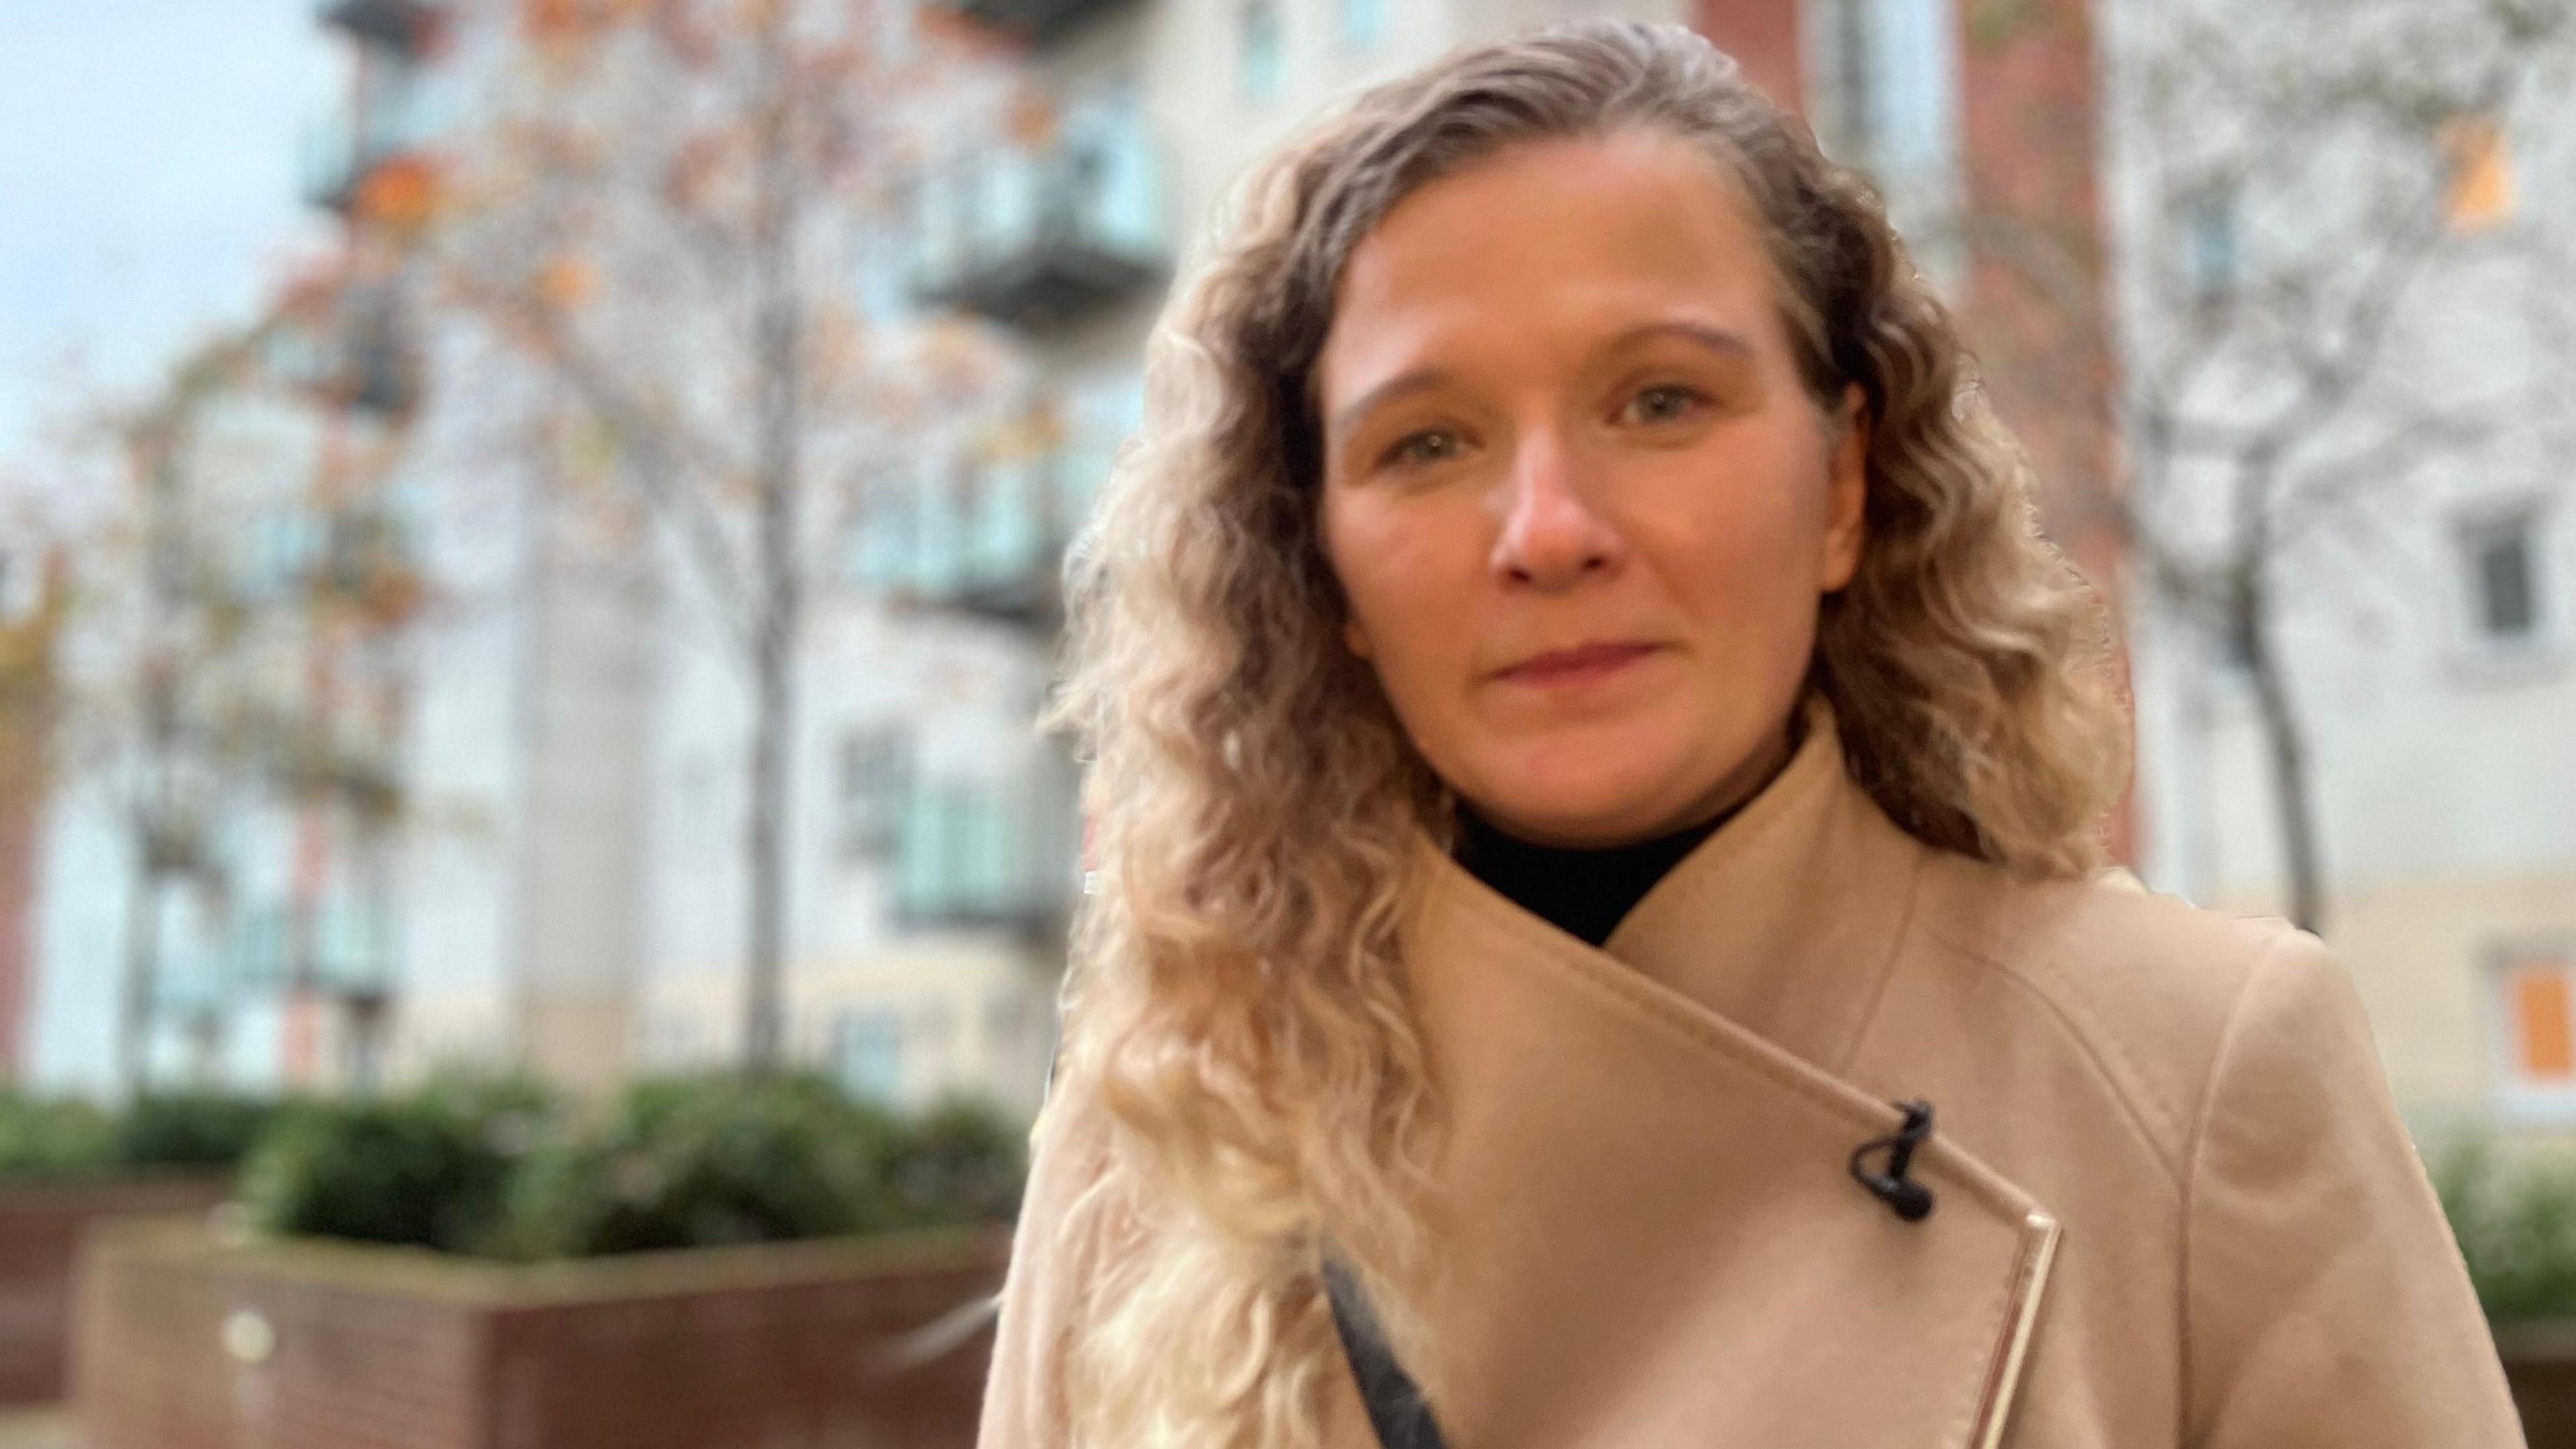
[{"xmin": 1360, "ymin": 693, "xmax": 2061, "ymax": 1449}]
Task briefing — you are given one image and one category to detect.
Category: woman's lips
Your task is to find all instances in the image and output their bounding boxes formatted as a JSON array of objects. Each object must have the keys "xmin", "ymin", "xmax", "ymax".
[{"xmin": 1493, "ymin": 641, "xmax": 1663, "ymax": 686}]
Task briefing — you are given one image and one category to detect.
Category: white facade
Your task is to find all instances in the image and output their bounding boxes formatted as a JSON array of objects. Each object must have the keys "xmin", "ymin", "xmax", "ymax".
[
  {"xmin": 26, "ymin": 0, "xmax": 1704, "ymax": 1116},
  {"xmin": 616, "ymin": 0, "xmax": 1699, "ymax": 1120},
  {"xmin": 2102, "ymin": 0, "xmax": 2576, "ymax": 1136}
]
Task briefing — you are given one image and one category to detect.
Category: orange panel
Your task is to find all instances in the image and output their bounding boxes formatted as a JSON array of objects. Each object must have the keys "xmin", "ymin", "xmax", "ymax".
[{"xmin": 2514, "ymin": 967, "xmax": 2574, "ymax": 1080}]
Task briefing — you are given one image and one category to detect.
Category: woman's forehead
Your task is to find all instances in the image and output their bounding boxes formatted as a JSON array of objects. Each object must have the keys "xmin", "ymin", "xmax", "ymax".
[{"xmin": 1316, "ymin": 133, "xmax": 1788, "ymax": 411}]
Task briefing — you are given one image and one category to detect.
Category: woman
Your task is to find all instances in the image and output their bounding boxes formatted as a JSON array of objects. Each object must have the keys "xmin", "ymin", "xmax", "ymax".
[{"xmin": 980, "ymin": 18, "xmax": 2520, "ymax": 1449}]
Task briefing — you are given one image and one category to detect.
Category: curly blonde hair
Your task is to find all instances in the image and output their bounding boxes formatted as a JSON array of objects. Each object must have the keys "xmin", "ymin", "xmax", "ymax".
[{"xmin": 1036, "ymin": 17, "xmax": 2127, "ymax": 1448}]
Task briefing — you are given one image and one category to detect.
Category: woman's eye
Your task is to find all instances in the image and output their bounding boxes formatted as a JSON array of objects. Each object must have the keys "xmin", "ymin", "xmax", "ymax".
[
  {"xmin": 1380, "ymin": 429, "xmax": 1461, "ymax": 470},
  {"xmin": 1623, "ymin": 383, "xmax": 1707, "ymax": 425}
]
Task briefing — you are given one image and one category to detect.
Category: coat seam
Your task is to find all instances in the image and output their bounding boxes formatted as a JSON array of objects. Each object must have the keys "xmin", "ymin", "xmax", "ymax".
[
  {"xmin": 2174, "ymin": 926, "xmax": 2282, "ymax": 1446},
  {"xmin": 1915, "ymin": 914, "xmax": 2192, "ymax": 1189},
  {"xmin": 1829, "ymin": 841, "xmax": 1929, "ymax": 1079}
]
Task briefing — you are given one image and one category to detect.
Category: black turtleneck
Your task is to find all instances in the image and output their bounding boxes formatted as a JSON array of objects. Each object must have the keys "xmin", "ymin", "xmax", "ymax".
[
  {"xmin": 1450, "ymin": 710, "xmax": 1808, "ymax": 947},
  {"xmin": 1452, "ymin": 802, "xmax": 1740, "ymax": 947}
]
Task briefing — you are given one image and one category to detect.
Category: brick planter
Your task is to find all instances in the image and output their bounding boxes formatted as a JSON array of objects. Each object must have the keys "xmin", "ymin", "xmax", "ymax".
[
  {"xmin": 0, "ymin": 1173, "xmax": 232, "ymax": 1406},
  {"xmin": 73, "ymin": 1217, "xmax": 1013, "ymax": 1449},
  {"xmin": 2500, "ymin": 1320, "xmax": 2576, "ymax": 1448}
]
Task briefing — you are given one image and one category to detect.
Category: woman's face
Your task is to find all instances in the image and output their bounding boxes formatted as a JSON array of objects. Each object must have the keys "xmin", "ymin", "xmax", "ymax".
[{"xmin": 1314, "ymin": 128, "xmax": 1867, "ymax": 848}]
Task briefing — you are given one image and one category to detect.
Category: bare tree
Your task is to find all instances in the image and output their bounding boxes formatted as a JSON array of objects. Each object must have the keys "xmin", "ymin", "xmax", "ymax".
[
  {"xmin": 0, "ymin": 506, "xmax": 70, "ymax": 1087},
  {"xmin": 1974, "ymin": 0, "xmax": 2576, "ymax": 930},
  {"xmin": 49, "ymin": 283, "xmax": 429, "ymax": 1096},
  {"xmin": 433, "ymin": 0, "xmax": 1025, "ymax": 1070}
]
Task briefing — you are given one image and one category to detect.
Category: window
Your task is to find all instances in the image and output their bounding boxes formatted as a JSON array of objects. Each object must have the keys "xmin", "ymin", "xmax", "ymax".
[
  {"xmin": 835, "ymin": 727, "xmax": 910, "ymax": 864},
  {"xmin": 241, "ymin": 506, "xmax": 321, "ymax": 600},
  {"xmin": 899, "ymin": 777, "xmax": 1012, "ymax": 922},
  {"xmin": 894, "ymin": 768, "xmax": 1080, "ymax": 930},
  {"xmin": 2463, "ymin": 513, "xmax": 2540, "ymax": 644},
  {"xmin": 1240, "ymin": 0, "xmax": 1283, "ymax": 104},
  {"xmin": 2493, "ymin": 944, "xmax": 2576, "ymax": 1108},
  {"xmin": 1336, "ymin": 0, "xmax": 1385, "ymax": 52},
  {"xmin": 845, "ymin": 466, "xmax": 918, "ymax": 594},
  {"xmin": 231, "ymin": 904, "xmax": 292, "ymax": 988},
  {"xmin": 1827, "ymin": 0, "xmax": 1880, "ymax": 160},
  {"xmin": 834, "ymin": 1009, "xmax": 906, "ymax": 1104},
  {"xmin": 1805, "ymin": 0, "xmax": 1964, "ymax": 290},
  {"xmin": 2443, "ymin": 112, "xmax": 2516, "ymax": 233},
  {"xmin": 853, "ymin": 221, "xmax": 909, "ymax": 327},
  {"xmin": 2212, "ymin": 606, "xmax": 2257, "ymax": 676},
  {"xmin": 2182, "ymin": 189, "xmax": 2240, "ymax": 307}
]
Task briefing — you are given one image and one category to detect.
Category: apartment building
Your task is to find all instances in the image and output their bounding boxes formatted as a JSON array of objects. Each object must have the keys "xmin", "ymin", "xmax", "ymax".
[
  {"xmin": 20, "ymin": 0, "xmax": 2137, "ymax": 1125},
  {"xmin": 2099, "ymin": 0, "xmax": 2576, "ymax": 1138},
  {"xmin": 629, "ymin": 0, "xmax": 1708, "ymax": 1118}
]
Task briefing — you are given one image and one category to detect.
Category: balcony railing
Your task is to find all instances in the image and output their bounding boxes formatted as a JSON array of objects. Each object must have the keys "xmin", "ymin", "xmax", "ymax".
[
  {"xmin": 936, "ymin": 0, "xmax": 1132, "ymax": 45},
  {"xmin": 229, "ymin": 897, "xmax": 397, "ymax": 1005},
  {"xmin": 278, "ymin": 282, "xmax": 419, "ymax": 417},
  {"xmin": 907, "ymin": 99, "xmax": 1166, "ymax": 331},
  {"xmin": 849, "ymin": 417, "xmax": 1119, "ymax": 630},
  {"xmin": 300, "ymin": 56, "xmax": 448, "ymax": 219},
  {"xmin": 892, "ymin": 769, "xmax": 1081, "ymax": 939},
  {"xmin": 319, "ymin": 0, "xmax": 445, "ymax": 56},
  {"xmin": 338, "ymin": 288, "xmax": 419, "ymax": 416}
]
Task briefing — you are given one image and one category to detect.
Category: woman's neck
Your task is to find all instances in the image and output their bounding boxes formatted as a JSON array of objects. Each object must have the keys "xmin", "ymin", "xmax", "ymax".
[{"xmin": 1449, "ymin": 706, "xmax": 1809, "ymax": 947}]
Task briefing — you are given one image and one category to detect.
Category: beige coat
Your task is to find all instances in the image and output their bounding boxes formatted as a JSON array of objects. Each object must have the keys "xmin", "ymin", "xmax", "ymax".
[{"xmin": 978, "ymin": 694, "xmax": 2524, "ymax": 1448}]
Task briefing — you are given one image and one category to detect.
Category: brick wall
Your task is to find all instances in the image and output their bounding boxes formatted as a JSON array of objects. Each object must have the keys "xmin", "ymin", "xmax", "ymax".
[
  {"xmin": 0, "ymin": 1175, "xmax": 232, "ymax": 1405},
  {"xmin": 75, "ymin": 1220, "xmax": 1013, "ymax": 1449},
  {"xmin": 2495, "ymin": 1322, "xmax": 2576, "ymax": 1448},
  {"xmin": 1949, "ymin": 0, "xmax": 2135, "ymax": 861},
  {"xmin": 1687, "ymin": 0, "xmax": 2136, "ymax": 863},
  {"xmin": 1693, "ymin": 0, "xmax": 1806, "ymax": 117}
]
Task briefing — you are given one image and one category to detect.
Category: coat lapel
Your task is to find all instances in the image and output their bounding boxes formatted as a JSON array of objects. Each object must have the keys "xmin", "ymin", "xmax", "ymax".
[{"xmin": 1366, "ymin": 696, "xmax": 2061, "ymax": 1449}]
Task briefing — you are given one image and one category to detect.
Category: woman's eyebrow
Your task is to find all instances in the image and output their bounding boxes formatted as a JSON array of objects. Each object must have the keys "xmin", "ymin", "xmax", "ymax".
[
  {"xmin": 1603, "ymin": 318, "xmax": 1758, "ymax": 362},
  {"xmin": 1330, "ymin": 369, "xmax": 1453, "ymax": 441},
  {"xmin": 1326, "ymin": 319, "xmax": 1757, "ymax": 439}
]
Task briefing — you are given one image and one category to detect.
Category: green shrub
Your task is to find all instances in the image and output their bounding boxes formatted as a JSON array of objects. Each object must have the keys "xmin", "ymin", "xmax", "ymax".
[
  {"xmin": 880, "ymin": 1093, "xmax": 1027, "ymax": 1230},
  {"xmin": 112, "ymin": 1091, "xmax": 286, "ymax": 1170},
  {"xmin": 508, "ymin": 1071, "xmax": 906, "ymax": 1258},
  {"xmin": 2434, "ymin": 1132, "xmax": 2576, "ymax": 1321},
  {"xmin": 231, "ymin": 1069, "xmax": 1029, "ymax": 1261},
  {"xmin": 238, "ymin": 1073, "xmax": 564, "ymax": 1254},
  {"xmin": 0, "ymin": 1092, "xmax": 117, "ymax": 1177}
]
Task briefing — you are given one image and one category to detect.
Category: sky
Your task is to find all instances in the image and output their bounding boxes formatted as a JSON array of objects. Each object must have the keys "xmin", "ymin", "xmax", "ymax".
[{"xmin": 0, "ymin": 1, "xmax": 341, "ymax": 474}]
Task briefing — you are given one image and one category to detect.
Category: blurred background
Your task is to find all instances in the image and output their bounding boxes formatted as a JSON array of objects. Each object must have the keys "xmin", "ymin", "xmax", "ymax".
[{"xmin": 0, "ymin": 0, "xmax": 2570, "ymax": 1445}]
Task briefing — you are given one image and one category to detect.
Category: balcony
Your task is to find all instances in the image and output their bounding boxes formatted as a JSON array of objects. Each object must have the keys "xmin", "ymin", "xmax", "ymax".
[
  {"xmin": 849, "ymin": 411, "xmax": 1120, "ymax": 630},
  {"xmin": 319, "ymin": 0, "xmax": 445, "ymax": 56},
  {"xmin": 341, "ymin": 291, "xmax": 419, "ymax": 417},
  {"xmin": 300, "ymin": 57, "xmax": 448, "ymax": 221},
  {"xmin": 907, "ymin": 99, "xmax": 1166, "ymax": 331},
  {"xmin": 286, "ymin": 283, "xmax": 419, "ymax": 417},
  {"xmin": 892, "ymin": 768, "xmax": 1081, "ymax": 941},
  {"xmin": 937, "ymin": 0, "xmax": 1133, "ymax": 46},
  {"xmin": 301, "ymin": 114, "xmax": 443, "ymax": 223},
  {"xmin": 228, "ymin": 897, "xmax": 396, "ymax": 1006}
]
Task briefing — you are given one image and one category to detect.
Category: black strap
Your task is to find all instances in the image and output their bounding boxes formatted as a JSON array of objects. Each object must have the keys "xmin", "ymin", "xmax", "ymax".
[{"xmin": 1321, "ymin": 1250, "xmax": 1452, "ymax": 1449}]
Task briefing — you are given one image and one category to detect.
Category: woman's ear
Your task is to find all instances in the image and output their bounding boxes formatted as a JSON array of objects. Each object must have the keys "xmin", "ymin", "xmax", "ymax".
[
  {"xmin": 1343, "ymin": 616, "xmax": 1375, "ymax": 660},
  {"xmin": 1821, "ymin": 382, "xmax": 1870, "ymax": 592}
]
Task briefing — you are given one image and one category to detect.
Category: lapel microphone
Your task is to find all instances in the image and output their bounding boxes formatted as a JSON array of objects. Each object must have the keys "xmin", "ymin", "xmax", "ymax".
[
  {"xmin": 1849, "ymin": 1098, "xmax": 1939, "ymax": 1222},
  {"xmin": 1322, "ymin": 1247, "xmax": 1452, "ymax": 1449}
]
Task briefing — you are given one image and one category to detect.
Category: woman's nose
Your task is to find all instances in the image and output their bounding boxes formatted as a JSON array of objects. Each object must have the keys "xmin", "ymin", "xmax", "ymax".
[{"xmin": 1490, "ymin": 435, "xmax": 1622, "ymax": 590}]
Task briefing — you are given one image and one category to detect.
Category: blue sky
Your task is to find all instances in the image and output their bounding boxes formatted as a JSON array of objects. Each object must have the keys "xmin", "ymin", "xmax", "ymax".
[{"xmin": 0, "ymin": 1, "xmax": 339, "ymax": 470}]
